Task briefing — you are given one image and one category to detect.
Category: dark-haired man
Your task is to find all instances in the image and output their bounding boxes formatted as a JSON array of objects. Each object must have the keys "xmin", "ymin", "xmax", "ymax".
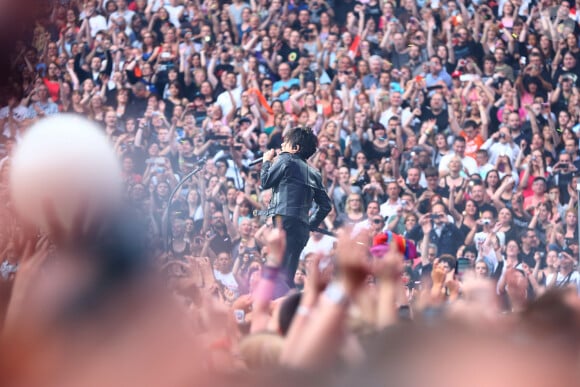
[{"xmin": 261, "ymin": 127, "xmax": 332, "ymax": 287}]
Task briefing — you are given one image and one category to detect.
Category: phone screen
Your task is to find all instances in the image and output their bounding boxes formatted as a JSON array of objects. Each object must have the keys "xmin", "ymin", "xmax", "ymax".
[{"xmin": 455, "ymin": 258, "xmax": 471, "ymax": 278}]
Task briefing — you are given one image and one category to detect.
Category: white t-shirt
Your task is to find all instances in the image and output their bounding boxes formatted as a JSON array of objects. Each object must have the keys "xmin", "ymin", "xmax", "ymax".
[
  {"xmin": 108, "ymin": 9, "xmax": 135, "ymax": 28},
  {"xmin": 300, "ymin": 234, "xmax": 336, "ymax": 260},
  {"xmin": 480, "ymin": 140, "xmax": 520, "ymax": 166},
  {"xmin": 165, "ymin": 4, "xmax": 184, "ymax": 27},
  {"xmin": 546, "ymin": 271, "xmax": 580, "ymax": 294},
  {"xmin": 216, "ymin": 87, "xmax": 243, "ymax": 116},
  {"xmin": 88, "ymin": 15, "xmax": 108, "ymax": 37},
  {"xmin": 0, "ymin": 105, "xmax": 28, "ymax": 139},
  {"xmin": 213, "ymin": 270, "xmax": 239, "ymax": 298},
  {"xmin": 380, "ymin": 198, "xmax": 402, "ymax": 220}
]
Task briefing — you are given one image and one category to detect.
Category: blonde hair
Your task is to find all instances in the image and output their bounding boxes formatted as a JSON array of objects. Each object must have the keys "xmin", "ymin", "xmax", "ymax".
[{"xmin": 238, "ymin": 332, "xmax": 284, "ymax": 370}]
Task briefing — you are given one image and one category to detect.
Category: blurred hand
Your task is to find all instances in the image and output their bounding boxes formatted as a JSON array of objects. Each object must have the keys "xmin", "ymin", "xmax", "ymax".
[
  {"xmin": 335, "ymin": 227, "xmax": 371, "ymax": 295},
  {"xmin": 265, "ymin": 218, "xmax": 286, "ymax": 266}
]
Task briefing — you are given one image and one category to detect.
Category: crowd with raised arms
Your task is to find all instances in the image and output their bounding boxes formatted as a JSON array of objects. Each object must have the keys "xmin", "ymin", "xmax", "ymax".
[{"xmin": 0, "ymin": 0, "xmax": 580, "ymax": 384}]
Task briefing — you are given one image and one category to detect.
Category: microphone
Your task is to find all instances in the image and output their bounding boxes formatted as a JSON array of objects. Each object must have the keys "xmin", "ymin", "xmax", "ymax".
[
  {"xmin": 249, "ymin": 150, "xmax": 278, "ymax": 167},
  {"xmin": 248, "ymin": 157, "xmax": 264, "ymax": 167}
]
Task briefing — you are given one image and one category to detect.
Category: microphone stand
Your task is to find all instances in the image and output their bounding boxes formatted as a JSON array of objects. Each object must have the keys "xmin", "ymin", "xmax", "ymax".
[{"xmin": 164, "ymin": 163, "xmax": 205, "ymax": 253}]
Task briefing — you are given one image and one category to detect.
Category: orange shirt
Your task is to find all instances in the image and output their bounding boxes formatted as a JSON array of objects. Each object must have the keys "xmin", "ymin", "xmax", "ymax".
[{"xmin": 460, "ymin": 131, "xmax": 484, "ymax": 158}]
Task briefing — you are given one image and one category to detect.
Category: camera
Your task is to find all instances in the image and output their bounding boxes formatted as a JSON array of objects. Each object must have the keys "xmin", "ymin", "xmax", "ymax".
[
  {"xmin": 499, "ymin": 133, "xmax": 505, "ymax": 139},
  {"xmin": 430, "ymin": 214, "xmax": 441, "ymax": 220},
  {"xmin": 482, "ymin": 219, "xmax": 491, "ymax": 225},
  {"xmin": 207, "ymin": 133, "xmax": 230, "ymax": 140}
]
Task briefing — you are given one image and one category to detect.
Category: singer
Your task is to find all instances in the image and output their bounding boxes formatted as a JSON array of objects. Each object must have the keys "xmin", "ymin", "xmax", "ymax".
[{"xmin": 260, "ymin": 127, "xmax": 332, "ymax": 288}]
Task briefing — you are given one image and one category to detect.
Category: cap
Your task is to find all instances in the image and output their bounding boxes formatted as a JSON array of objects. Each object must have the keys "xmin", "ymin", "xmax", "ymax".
[{"xmin": 451, "ymin": 70, "xmax": 462, "ymax": 78}]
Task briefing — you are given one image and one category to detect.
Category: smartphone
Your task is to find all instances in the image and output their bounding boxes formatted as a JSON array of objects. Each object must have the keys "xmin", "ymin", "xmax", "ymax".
[
  {"xmin": 455, "ymin": 258, "xmax": 471, "ymax": 277},
  {"xmin": 430, "ymin": 214, "xmax": 440, "ymax": 220},
  {"xmin": 459, "ymin": 74, "xmax": 474, "ymax": 82}
]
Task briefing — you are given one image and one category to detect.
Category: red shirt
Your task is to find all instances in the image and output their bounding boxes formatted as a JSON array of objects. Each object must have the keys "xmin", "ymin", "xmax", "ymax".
[{"xmin": 43, "ymin": 78, "xmax": 60, "ymax": 102}]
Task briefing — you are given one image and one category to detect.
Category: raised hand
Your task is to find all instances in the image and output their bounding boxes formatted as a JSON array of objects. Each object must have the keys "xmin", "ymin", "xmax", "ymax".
[
  {"xmin": 265, "ymin": 217, "xmax": 286, "ymax": 266},
  {"xmin": 334, "ymin": 227, "xmax": 371, "ymax": 295}
]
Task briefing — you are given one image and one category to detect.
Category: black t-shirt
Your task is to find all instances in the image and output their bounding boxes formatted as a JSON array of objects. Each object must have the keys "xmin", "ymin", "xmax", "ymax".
[
  {"xmin": 474, "ymin": 201, "xmax": 497, "ymax": 215},
  {"xmin": 333, "ymin": 0, "xmax": 356, "ymax": 25},
  {"xmin": 277, "ymin": 43, "xmax": 301, "ymax": 68},
  {"xmin": 519, "ymin": 249, "xmax": 537, "ymax": 268},
  {"xmin": 420, "ymin": 107, "xmax": 449, "ymax": 134},
  {"xmin": 363, "ymin": 1, "xmax": 382, "ymax": 24},
  {"xmin": 126, "ymin": 93, "xmax": 148, "ymax": 118},
  {"xmin": 363, "ymin": 141, "xmax": 391, "ymax": 163},
  {"xmin": 209, "ymin": 226, "xmax": 233, "ymax": 255}
]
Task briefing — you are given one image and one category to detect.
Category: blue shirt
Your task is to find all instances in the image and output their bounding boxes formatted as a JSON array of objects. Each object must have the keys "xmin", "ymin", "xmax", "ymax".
[
  {"xmin": 273, "ymin": 78, "xmax": 300, "ymax": 102},
  {"xmin": 426, "ymin": 70, "xmax": 453, "ymax": 89}
]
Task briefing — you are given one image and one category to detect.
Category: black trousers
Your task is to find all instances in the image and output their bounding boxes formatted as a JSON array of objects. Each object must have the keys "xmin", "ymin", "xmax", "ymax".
[{"xmin": 273, "ymin": 215, "xmax": 310, "ymax": 288}]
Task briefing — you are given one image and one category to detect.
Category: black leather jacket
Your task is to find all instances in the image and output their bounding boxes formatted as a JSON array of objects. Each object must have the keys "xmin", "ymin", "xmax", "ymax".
[{"xmin": 260, "ymin": 152, "xmax": 331, "ymax": 229}]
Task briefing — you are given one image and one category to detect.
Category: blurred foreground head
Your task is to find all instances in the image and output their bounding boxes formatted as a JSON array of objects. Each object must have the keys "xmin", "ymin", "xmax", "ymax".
[
  {"xmin": 9, "ymin": 114, "xmax": 123, "ymax": 239},
  {"xmin": 3, "ymin": 114, "xmax": 151, "ymax": 345}
]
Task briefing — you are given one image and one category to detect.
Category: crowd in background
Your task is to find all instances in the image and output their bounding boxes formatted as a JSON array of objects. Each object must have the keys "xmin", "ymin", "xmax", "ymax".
[{"xmin": 1, "ymin": 0, "xmax": 580, "ymax": 381}]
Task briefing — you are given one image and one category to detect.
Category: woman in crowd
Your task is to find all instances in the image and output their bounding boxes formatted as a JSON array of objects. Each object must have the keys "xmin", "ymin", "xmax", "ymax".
[{"xmin": 337, "ymin": 193, "xmax": 366, "ymax": 227}]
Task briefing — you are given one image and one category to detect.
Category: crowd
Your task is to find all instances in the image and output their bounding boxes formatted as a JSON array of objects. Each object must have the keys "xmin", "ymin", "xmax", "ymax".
[{"xmin": 0, "ymin": 0, "xmax": 580, "ymax": 384}]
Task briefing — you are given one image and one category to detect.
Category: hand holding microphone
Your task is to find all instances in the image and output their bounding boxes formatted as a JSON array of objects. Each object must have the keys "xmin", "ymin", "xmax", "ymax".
[
  {"xmin": 263, "ymin": 149, "xmax": 277, "ymax": 162},
  {"xmin": 249, "ymin": 149, "xmax": 278, "ymax": 167}
]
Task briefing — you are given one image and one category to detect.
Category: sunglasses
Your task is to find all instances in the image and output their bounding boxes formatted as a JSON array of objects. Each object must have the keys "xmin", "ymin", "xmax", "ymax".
[{"xmin": 372, "ymin": 218, "xmax": 383, "ymax": 224}]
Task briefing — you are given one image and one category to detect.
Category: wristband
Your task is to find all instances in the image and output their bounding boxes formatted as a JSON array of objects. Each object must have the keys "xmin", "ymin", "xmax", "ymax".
[
  {"xmin": 323, "ymin": 282, "xmax": 350, "ymax": 306},
  {"xmin": 261, "ymin": 265, "xmax": 279, "ymax": 281}
]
